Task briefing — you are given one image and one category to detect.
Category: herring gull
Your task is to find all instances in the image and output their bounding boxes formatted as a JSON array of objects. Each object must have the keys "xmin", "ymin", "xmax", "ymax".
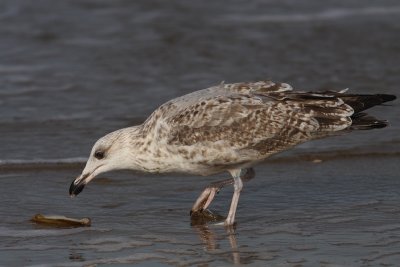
[{"xmin": 69, "ymin": 81, "xmax": 396, "ymax": 226}]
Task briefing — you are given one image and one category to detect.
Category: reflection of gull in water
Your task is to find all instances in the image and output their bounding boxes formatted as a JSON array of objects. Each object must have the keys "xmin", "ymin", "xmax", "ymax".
[
  {"xmin": 193, "ymin": 224, "xmax": 240, "ymax": 264},
  {"xmin": 69, "ymin": 81, "xmax": 396, "ymax": 226}
]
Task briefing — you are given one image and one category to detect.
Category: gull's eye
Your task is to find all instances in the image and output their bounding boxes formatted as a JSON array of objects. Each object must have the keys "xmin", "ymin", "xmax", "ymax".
[{"xmin": 94, "ymin": 150, "xmax": 105, "ymax": 160}]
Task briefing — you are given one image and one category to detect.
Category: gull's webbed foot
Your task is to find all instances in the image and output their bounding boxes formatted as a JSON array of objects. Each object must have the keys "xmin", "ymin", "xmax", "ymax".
[{"xmin": 190, "ymin": 185, "xmax": 222, "ymax": 216}]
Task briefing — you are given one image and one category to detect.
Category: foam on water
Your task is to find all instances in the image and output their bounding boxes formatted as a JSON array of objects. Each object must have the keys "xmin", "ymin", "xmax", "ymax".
[
  {"xmin": 1, "ymin": 143, "xmax": 399, "ymax": 171},
  {"xmin": 27, "ymin": 253, "xmax": 166, "ymax": 267},
  {"xmin": 220, "ymin": 6, "xmax": 400, "ymax": 23},
  {"xmin": 0, "ymin": 226, "xmax": 93, "ymax": 238},
  {"xmin": 0, "ymin": 158, "xmax": 86, "ymax": 171},
  {"xmin": 0, "ymin": 158, "xmax": 87, "ymax": 165}
]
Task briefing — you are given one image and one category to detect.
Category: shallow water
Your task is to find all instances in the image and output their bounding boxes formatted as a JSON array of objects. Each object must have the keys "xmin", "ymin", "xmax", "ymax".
[
  {"xmin": 0, "ymin": 0, "xmax": 399, "ymax": 266},
  {"xmin": 1, "ymin": 156, "xmax": 400, "ymax": 266}
]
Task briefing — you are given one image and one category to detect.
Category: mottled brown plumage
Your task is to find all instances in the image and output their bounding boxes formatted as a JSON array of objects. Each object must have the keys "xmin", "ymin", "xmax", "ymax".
[{"xmin": 142, "ymin": 81, "xmax": 357, "ymax": 172}]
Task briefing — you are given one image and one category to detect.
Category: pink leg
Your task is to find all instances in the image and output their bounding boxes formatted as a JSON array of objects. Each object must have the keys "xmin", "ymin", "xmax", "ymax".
[
  {"xmin": 190, "ymin": 168, "xmax": 255, "ymax": 224},
  {"xmin": 225, "ymin": 169, "xmax": 244, "ymax": 226}
]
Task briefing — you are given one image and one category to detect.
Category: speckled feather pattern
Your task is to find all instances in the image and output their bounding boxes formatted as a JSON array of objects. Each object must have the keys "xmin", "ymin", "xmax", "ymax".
[{"xmin": 102, "ymin": 81, "xmax": 355, "ymax": 175}]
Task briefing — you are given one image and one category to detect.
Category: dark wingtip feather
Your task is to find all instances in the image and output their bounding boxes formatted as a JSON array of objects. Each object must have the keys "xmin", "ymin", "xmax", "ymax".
[
  {"xmin": 338, "ymin": 93, "xmax": 396, "ymax": 113},
  {"xmin": 373, "ymin": 120, "xmax": 389, "ymax": 129},
  {"xmin": 347, "ymin": 94, "xmax": 394, "ymax": 130},
  {"xmin": 350, "ymin": 115, "xmax": 389, "ymax": 130},
  {"xmin": 377, "ymin": 94, "xmax": 396, "ymax": 103}
]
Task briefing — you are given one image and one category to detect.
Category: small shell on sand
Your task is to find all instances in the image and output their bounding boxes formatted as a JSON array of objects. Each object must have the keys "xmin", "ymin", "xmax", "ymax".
[
  {"xmin": 312, "ymin": 159, "xmax": 323, "ymax": 163},
  {"xmin": 31, "ymin": 214, "xmax": 91, "ymax": 227}
]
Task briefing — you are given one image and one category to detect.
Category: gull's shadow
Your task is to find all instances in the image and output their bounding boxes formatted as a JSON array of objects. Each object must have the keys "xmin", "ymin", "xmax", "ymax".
[{"xmin": 190, "ymin": 210, "xmax": 240, "ymax": 264}]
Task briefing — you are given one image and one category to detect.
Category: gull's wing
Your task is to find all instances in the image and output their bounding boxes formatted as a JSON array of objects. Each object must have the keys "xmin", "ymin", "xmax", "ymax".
[
  {"xmin": 147, "ymin": 81, "xmax": 293, "ymax": 129},
  {"xmin": 143, "ymin": 81, "xmax": 354, "ymax": 161}
]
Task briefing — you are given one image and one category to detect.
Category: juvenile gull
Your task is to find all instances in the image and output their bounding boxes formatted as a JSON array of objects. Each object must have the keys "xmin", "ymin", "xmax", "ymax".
[{"xmin": 69, "ymin": 81, "xmax": 396, "ymax": 226}]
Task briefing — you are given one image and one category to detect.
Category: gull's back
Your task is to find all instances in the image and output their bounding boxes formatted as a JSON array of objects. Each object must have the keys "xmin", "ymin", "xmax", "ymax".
[{"xmin": 138, "ymin": 81, "xmax": 395, "ymax": 175}]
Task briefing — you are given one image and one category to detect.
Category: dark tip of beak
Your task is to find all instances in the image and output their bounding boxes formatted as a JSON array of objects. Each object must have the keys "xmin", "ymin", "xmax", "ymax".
[
  {"xmin": 69, "ymin": 173, "xmax": 90, "ymax": 197},
  {"xmin": 69, "ymin": 179, "xmax": 86, "ymax": 197}
]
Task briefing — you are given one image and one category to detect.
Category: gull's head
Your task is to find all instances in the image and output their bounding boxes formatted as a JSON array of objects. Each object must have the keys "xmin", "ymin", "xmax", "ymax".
[{"xmin": 69, "ymin": 127, "xmax": 138, "ymax": 197}]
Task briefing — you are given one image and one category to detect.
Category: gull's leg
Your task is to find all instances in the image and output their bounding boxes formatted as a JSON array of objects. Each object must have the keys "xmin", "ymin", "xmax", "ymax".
[
  {"xmin": 224, "ymin": 168, "xmax": 245, "ymax": 226},
  {"xmin": 190, "ymin": 168, "xmax": 254, "ymax": 215}
]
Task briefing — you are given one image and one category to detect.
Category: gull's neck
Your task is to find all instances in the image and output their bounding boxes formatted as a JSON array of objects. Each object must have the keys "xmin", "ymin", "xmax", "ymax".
[{"xmin": 119, "ymin": 123, "xmax": 176, "ymax": 173}]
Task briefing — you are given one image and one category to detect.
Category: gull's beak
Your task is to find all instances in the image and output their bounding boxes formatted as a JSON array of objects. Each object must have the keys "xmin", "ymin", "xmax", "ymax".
[
  {"xmin": 69, "ymin": 173, "xmax": 90, "ymax": 197},
  {"xmin": 69, "ymin": 163, "xmax": 106, "ymax": 197}
]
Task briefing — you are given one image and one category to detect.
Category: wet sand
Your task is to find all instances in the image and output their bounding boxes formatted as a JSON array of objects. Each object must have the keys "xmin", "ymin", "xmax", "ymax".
[{"xmin": 1, "ymin": 153, "xmax": 399, "ymax": 266}]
